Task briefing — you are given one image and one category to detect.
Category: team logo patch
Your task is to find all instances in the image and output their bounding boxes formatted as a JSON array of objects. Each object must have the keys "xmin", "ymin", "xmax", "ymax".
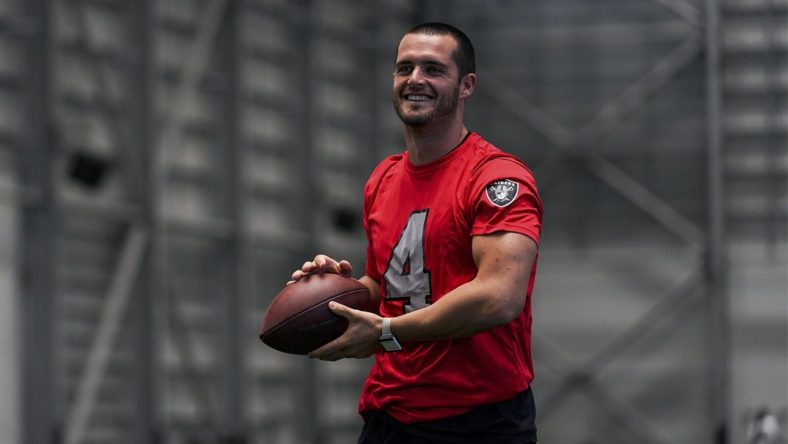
[{"xmin": 485, "ymin": 179, "xmax": 519, "ymax": 207}]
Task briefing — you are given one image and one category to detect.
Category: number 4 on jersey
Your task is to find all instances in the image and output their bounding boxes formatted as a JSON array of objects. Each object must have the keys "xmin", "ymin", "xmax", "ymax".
[{"xmin": 384, "ymin": 210, "xmax": 432, "ymax": 313}]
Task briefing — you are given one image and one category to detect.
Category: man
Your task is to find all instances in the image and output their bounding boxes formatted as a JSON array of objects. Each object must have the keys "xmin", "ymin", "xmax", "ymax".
[{"xmin": 290, "ymin": 22, "xmax": 542, "ymax": 443}]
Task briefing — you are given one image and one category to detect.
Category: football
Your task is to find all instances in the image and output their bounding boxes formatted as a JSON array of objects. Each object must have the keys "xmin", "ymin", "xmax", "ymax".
[{"xmin": 259, "ymin": 273, "xmax": 375, "ymax": 355}]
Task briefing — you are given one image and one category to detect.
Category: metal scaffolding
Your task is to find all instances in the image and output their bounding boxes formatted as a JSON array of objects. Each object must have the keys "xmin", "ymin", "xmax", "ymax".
[
  {"xmin": 11, "ymin": 0, "xmax": 786, "ymax": 443},
  {"xmin": 439, "ymin": 0, "xmax": 733, "ymax": 442}
]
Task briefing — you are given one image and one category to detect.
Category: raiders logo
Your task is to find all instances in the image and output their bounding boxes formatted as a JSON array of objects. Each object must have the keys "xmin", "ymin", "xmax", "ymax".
[{"xmin": 485, "ymin": 179, "xmax": 519, "ymax": 207}]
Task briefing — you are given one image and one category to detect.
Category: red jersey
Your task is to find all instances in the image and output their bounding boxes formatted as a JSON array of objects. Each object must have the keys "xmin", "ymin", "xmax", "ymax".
[{"xmin": 359, "ymin": 132, "xmax": 543, "ymax": 424}]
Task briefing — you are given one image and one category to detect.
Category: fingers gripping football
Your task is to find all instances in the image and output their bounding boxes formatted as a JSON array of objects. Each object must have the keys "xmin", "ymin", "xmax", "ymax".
[
  {"xmin": 290, "ymin": 255, "xmax": 353, "ymax": 283},
  {"xmin": 308, "ymin": 301, "xmax": 382, "ymax": 361}
]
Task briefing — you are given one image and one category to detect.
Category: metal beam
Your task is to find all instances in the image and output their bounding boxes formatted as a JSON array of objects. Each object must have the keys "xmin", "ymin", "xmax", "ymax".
[
  {"xmin": 142, "ymin": 3, "xmax": 230, "ymax": 438},
  {"xmin": 480, "ymin": 32, "xmax": 706, "ymax": 248},
  {"xmin": 538, "ymin": 268, "xmax": 705, "ymax": 420},
  {"xmin": 762, "ymin": 2, "xmax": 785, "ymax": 252},
  {"xmin": 585, "ymin": 156, "xmax": 705, "ymax": 251},
  {"xmin": 582, "ymin": 267, "xmax": 704, "ymax": 374},
  {"xmin": 538, "ymin": 293, "xmax": 708, "ymax": 442},
  {"xmin": 585, "ymin": 380, "xmax": 682, "ymax": 444},
  {"xmin": 704, "ymin": 0, "xmax": 730, "ymax": 442},
  {"xmin": 472, "ymin": 21, "xmax": 697, "ymax": 45},
  {"xmin": 128, "ymin": 0, "xmax": 157, "ymax": 441},
  {"xmin": 19, "ymin": 0, "xmax": 56, "ymax": 442},
  {"xmin": 652, "ymin": 0, "xmax": 702, "ymax": 27},
  {"xmin": 67, "ymin": 0, "xmax": 134, "ymax": 169},
  {"xmin": 294, "ymin": 1, "xmax": 320, "ymax": 442},
  {"xmin": 58, "ymin": 4, "xmax": 163, "ymax": 442},
  {"xmin": 574, "ymin": 33, "xmax": 706, "ymax": 249},
  {"xmin": 573, "ymin": 32, "xmax": 703, "ymax": 144},
  {"xmin": 218, "ymin": 0, "xmax": 247, "ymax": 440},
  {"xmin": 166, "ymin": 280, "xmax": 219, "ymax": 440},
  {"xmin": 481, "ymin": 30, "xmax": 703, "ymax": 153},
  {"xmin": 475, "ymin": 3, "xmax": 716, "ymax": 443},
  {"xmin": 154, "ymin": 0, "xmax": 229, "ymax": 176},
  {"xmin": 473, "ymin": 12, "xmax": 714, "ymax": 442},
  {"xmin": 63, "ymin": 227, "xmax": 148, "ymax": 444},
  {"xmin": 478, "ymin": 68, "xmax": 574, "ymax": 149},
  {"xmin": 363, "ymin": 3, "xmax": 383, "ymax": 173},
  {"xmin": 150, "ymin": 18, "xmax": 230, "ymax": 435}
]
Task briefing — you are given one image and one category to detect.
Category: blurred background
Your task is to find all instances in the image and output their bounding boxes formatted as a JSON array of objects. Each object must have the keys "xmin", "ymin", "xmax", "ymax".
[{"xmin": 0, "ymin": 0, "xmax": 786, "ymax": 443}]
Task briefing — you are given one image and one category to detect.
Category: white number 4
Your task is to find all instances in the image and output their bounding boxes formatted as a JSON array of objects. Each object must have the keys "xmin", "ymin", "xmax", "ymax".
[{"xmin": 384, "ymin": 210, "xmax": 432, "ymax": 313}]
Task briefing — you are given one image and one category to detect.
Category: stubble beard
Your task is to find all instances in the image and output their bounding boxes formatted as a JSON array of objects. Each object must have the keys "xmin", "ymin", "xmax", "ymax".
[{"xmin": 393, "ymin": 86, "xmax": 460, "ymax": 127}]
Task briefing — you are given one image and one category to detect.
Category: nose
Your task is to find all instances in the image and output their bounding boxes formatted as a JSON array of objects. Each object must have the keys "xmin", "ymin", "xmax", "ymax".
[{"xmin": 406, "ymin": 66, "xmax": 426, "ymax": 85}]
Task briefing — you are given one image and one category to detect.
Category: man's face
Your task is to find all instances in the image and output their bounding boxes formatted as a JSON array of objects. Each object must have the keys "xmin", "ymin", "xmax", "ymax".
[{"xmin": 392, "ymin": 33, "xmax": 463, "ymax": 127}]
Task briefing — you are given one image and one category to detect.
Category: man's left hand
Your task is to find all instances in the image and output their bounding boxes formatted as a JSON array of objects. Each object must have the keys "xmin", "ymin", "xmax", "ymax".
[{"xmin": 308, "ymin": 302, "xmax": 383, "ymax": 361}]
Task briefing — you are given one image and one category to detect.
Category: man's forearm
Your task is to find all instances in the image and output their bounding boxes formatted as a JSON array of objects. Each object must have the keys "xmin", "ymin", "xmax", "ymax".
[
  {"xmin": 389, "ymin": 277, "xmax": 524, "ymax": 342},
  {"xmin": 358, "ymin": 275, "xmax": 382, "ymax": 314},
  {"xmin": 387, "ymin": 232, "xmax": 536, "ymax": 343}
]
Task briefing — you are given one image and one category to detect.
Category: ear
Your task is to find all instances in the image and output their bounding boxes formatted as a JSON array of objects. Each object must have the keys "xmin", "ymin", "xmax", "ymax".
[{"xmin": 459, "ymin": 73, "xmax": 477, "ymax": 99}]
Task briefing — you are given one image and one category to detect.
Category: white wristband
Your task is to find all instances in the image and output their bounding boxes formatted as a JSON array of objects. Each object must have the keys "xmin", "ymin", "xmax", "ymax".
[{"xmin": 379, "ymin": 318, "xmax": 402, "ymax": 352}]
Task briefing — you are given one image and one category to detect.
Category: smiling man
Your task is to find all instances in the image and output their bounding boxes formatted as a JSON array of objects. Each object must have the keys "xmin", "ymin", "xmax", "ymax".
[
  {"xmin": 290, "ymin": 22, "xmax": 543, "ymax": 443},
  {"xmin": 393, "ymin": 30, "xmax": 465, "ymax": 129}
]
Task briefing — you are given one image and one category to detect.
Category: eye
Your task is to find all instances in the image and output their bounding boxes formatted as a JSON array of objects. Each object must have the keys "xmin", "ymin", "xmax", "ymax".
[
  {"xmin": 425, "ymin": 65, "xmax": 443, "ymax": 75},
  {"xmin": 395, "ymin": 65, "xmax": 413, "ymax": 75}
]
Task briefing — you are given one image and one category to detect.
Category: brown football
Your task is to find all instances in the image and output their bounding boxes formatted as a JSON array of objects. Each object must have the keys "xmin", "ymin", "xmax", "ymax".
[{"xmin": 259, "ymin": 273, "xmax": 375, "ymax": 355}]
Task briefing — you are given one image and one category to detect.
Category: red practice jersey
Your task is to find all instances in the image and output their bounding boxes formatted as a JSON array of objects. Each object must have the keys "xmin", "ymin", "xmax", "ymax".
[{"xmin": 359, "ymin": 132, "xmax": 543, "ymax": 424}]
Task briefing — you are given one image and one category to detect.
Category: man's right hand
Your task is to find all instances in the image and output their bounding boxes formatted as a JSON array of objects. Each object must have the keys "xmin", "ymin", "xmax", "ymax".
[{"xmin": 289, "ymin": 254, "xmax": 353, "ymax": 284}]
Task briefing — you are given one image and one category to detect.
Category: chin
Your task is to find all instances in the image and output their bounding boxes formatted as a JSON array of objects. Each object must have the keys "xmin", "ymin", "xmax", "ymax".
[{"xmin": 398, "ymin": 113, "xmax": 432, "ymax": 127}]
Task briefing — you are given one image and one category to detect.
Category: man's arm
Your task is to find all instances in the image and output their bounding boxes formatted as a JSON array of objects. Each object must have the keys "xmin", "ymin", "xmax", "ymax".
[
  {"xmin": 357, "ymin": 275, "xmax": 382, "ymax": 310},
  {"xmin": 391, "ymin": 231, "xmax": 537, "ymax": 341},
  {"xmin": 307, "ymin": 231, "xmax": 537, "ymax": 360}
]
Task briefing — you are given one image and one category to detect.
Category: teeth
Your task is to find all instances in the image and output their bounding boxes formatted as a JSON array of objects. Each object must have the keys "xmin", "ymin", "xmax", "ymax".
[{"xmin": 406, "ymin": 95, "xmax": 432, "ymax": 101}]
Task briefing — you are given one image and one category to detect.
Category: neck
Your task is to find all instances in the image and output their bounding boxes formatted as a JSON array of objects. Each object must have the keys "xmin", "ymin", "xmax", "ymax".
[{"xmin": 404, "ymin": 119, "xmax": 469, "ymax": 166}]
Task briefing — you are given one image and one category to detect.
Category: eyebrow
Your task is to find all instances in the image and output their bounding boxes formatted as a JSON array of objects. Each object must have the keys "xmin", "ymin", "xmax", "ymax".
[{"xmin": 396, "ymin": 60, "xmax": 449, "ymax": 68}]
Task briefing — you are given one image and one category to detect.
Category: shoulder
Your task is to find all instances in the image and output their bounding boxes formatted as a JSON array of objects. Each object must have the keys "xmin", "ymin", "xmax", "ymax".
[
  {"xmin": 463, "ymin": 137, "xmax": 544, "ymax": 240},
  {"xmin": 367, "ymin": 153, "xmax": 404, "ymax": 186},
  {"xmin": 465, "ymin": 135, "xmax": 536, "ymax": 186},
  {"xmin": 364, "ymin": 153, "xmax": 405, "ymax": 204},
  {"xmin": 461, "ymin": 136, "xmax": 541, "ymax": 213}
]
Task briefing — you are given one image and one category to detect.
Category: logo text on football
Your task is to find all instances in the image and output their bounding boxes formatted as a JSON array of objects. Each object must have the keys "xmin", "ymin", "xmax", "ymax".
[{"xmin": 485, "ymin": 179, "xmax": 519, "ymax": 207}]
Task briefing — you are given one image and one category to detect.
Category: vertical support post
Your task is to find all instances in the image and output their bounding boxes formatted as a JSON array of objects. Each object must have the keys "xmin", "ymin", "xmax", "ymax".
[
  {"xmin": 704, "ymin": 0, "xmax": 730, "ymax": 442},
  {"xmin": 295, "ymin": 1, "xmax": 320, "ymax": 442},
  {"xmin": 219, "ymin": 0, "xmax": 247, "ymax": 441},
  {"xmin": 363, "ymin": 5, "xmax": 381, "ymax": 174},
  {"xmin": 762, "ymin": 1, "xmax": 782, "ymax": 254},
  {"xmin": 129, "ymin": 0, "xmax": 159, "ymax": 441},
  {"xmin": 19, "ymin": 0, "xmax": 56, "ymax": 443}
]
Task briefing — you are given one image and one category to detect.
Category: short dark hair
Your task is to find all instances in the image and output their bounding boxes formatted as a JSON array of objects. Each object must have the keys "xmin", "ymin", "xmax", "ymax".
[{"xmin": 406, "ymin": 22, "xmax": 476, "ymax": 78}]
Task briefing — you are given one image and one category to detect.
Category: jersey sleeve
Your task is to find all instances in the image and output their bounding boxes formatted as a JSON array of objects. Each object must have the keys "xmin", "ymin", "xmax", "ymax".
[
  {"xmin": 466, "ymin": 157, "xmax": 543, "ymax": 245},
  {"xmin": 363, "ymin": 155, "xmax": 402, "ymax": 282},
  {"xmin": 363, "ymin": 197, "xmax": 379, "ymax": 281}
]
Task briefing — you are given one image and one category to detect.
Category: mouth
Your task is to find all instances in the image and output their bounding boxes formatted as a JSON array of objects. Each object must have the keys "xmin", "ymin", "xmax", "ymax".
[{"xmin": 403, "ymin": 94, "xmax": 433, "ymax": 102}]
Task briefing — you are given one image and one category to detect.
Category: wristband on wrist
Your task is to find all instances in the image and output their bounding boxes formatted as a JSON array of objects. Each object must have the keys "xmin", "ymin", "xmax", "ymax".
[{"xmin": 379, "ymin": 318, "xmax": 402, "ymax": 352}]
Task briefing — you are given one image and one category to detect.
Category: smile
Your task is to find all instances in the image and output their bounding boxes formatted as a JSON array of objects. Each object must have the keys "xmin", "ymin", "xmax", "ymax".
[{"xmin": 405, "ymin": 94, "xmax": 433, "ymax": 102}]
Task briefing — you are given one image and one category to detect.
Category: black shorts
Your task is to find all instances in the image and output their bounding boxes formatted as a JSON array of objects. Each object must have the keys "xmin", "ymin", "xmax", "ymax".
[{"xmin": 357, "ymin": 388, "xmax": 537, "ymax": 444}]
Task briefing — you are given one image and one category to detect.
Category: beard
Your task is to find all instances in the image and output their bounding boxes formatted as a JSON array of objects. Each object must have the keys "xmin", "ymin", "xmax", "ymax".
[{"xmin": 393, "ymin": 85, "xmax": 460, "ymax": 127}]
